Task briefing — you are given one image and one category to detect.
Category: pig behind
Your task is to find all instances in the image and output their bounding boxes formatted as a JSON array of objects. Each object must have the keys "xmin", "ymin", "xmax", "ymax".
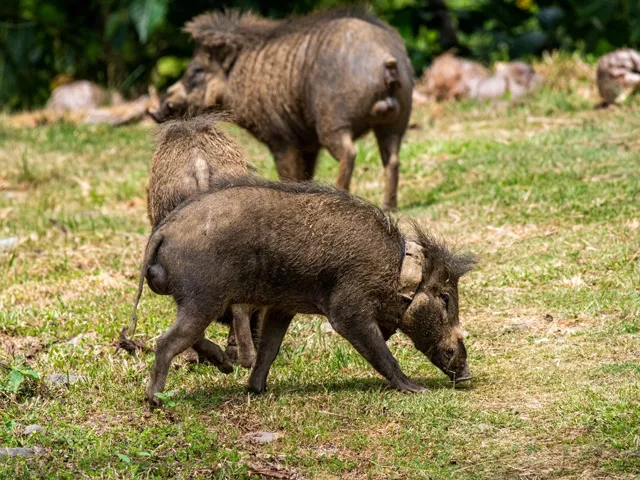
[
  {"xmin": 131, "ymin": 178, "xmax": 475, "ymax": 405},
  {"xmin": 147, "ymin": 113, "xmax": 247, "ymax": 226},
  {"xmin": 142, "ymin": 114, "xmax": 257, "ymax": 370},
  {"xmin": 151, "ymin": 7, "xmax": 413, "ymax": 210}
]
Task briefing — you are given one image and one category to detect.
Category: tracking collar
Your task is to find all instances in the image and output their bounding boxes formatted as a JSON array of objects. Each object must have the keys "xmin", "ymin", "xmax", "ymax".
[{"xmin": 399, "ymin": 238, "xmax": 425, "ymax": 301}]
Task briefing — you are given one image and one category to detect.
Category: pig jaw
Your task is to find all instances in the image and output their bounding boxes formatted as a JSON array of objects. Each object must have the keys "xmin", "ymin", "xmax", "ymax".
[{"xmin": 427, "ymin": 338, "xmax": 472, "ymax": 384}]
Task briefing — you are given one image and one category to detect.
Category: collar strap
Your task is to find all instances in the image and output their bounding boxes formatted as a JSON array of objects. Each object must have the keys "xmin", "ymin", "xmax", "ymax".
[{"xmin": 399, "ymin": 239, "xmax": 425, "ymax": 300}]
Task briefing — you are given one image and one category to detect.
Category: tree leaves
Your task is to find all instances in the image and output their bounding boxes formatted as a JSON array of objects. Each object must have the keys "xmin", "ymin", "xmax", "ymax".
[{"xmin": 129, "ymin": 0, "xmax": 168, "ymax": 43}]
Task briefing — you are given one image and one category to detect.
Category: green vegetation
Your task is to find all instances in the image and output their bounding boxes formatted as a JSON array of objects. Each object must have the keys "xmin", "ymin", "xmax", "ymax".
[
  {"xmin": 2, "ymin": 0, "xmax": 640, "ymax": 109},
  {"xmin": 0, "ymin": 63, "xmax": 639, "ymax": 478}
]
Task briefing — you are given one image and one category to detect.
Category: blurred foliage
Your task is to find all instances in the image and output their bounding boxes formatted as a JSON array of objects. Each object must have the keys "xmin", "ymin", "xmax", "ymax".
[{"xmin": 1, "ymin": 0, "xmax": 639, "ymax": 110}]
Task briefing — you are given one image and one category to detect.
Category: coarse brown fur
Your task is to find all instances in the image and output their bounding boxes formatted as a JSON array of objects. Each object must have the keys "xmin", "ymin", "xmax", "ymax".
[
  {"xmin": 147, "ymin": 113, "xmax": 248, "ymax": 225},
  {"xmin": 132, "ymin": 178, "xmax": 475, "ymax": 405},
  {"xmin": 143, "ymin": 114, "xmax": 257, "ymax": 370},
  {"xmin": 150, "ymin": 7, "xmax": 413, "ymax": 210}
]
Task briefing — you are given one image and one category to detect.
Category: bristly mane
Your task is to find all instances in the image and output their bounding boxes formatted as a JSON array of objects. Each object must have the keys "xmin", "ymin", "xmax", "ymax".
[
  {"xmin": 153, "ymin": 112, "xmax": 234, "ymax": 145},
  {"xmin": 184, "ymin": 6, "xmax": 394, "ymax": 47},
  {"xmin": 407, "ymin": 220, "xmax": 477, "ymax": 280},
  {"xmin": 155, "ymin": 176, "xmax": 398, "ymax": 236},
  {"xmin": 184, "ymin": 10, "xmax": 280, "ymax": 46}
]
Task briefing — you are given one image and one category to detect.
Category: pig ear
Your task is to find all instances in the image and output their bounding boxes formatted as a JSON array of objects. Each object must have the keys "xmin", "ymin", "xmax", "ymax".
[
  {"xmin": 184, "ymin": 13, "xmax": 242, "ymax": 73},
  {"xmin": 399, "ymin": 241, "xmax": 425, "ymax": 300}
]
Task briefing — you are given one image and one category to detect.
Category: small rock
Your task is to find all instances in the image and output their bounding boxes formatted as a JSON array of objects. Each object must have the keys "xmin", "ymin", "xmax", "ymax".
[
  {"xmin": 0, "ymin": 447, "xmax": 45, "ymax": 457},
  {"xmin": 320, "ymin": 322, "xmax": 335, "ymax": 334},
  {"xmin": 46, "ymin": 373, "xmax": 86, "ymax": 386},
  {"xmin": 23, "ymin": 425, "xmax": 45, "ymax": 436},
  {"xmin": 544, "ymin": 314, "xmax": 554, "ymax": 322},
  {"xmin": 0, "ymin": 237, "xmax": 18, "ymax": 249},
  {"xmin": 245, "ymin": 431, "xmax": 281, "ymax": 445}
]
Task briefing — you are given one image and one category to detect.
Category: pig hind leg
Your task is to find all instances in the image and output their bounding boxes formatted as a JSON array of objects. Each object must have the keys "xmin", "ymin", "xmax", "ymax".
[
  {"xmin": 248, "ymin": 308, "xmax": 294, "ymax": 394},
  {"xmin": 328, "ymin": 297, "xmax": 426, "ymax": 393},
  {"xmin": 231, "ymin": 304, "xmax": 256, "ymax": 369},
  {"xmin": 323, "ymin": 131, "xmax": 357, "ymax": 191},
  {"xmin": 146, "ymin": 301, "xmax": 222, "ymax": 406},
  {"xmin": 374, "ymin": 128, "xmax": 401, "ymax": 211}
]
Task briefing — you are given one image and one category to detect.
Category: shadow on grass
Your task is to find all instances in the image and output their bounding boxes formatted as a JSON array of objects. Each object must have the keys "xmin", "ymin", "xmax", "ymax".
[{"xmin": 179, "ymin": 374, "xmax": 475, "ymax": 408}]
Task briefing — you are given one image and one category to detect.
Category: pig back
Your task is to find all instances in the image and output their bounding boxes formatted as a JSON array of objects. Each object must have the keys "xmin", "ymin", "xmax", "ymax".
[
  {"xmin": 227, "ymin": 14, "xmax": 412, "ymax": 147},
  {"xmin": 156, "ymin": 183, "xmax": 404, "ymax": 312}
]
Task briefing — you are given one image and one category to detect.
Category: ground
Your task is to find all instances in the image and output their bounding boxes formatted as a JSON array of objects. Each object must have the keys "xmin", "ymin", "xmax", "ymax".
[{"xmin": 0, "ymin": 54, "xmax": 639, "ymax": 479}]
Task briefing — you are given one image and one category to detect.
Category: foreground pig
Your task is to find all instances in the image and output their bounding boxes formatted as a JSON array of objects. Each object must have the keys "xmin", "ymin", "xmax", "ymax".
[
  {"xmin": 149, "ymin": 8, "xmax": 413, "ymax": 210},
  {"xmin": 144, "ymin": 114, "xmax": 257, "ymax": 369},
  {"xmin": 130, "ymin": 178, "xmax": 475, "ymax": 406},
  {"xmin": 596, "ymin": 49, "xmax": 640, "ymax": 106}
]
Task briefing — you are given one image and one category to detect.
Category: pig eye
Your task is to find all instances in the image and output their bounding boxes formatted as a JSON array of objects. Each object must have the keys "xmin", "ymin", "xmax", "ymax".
[{"xmin": 440, "ymin": 293, "xmax": 450, "ymax": 309}]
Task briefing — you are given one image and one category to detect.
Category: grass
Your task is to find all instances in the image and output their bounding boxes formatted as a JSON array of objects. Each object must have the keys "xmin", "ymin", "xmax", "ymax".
[{"xmin": 1, "ymin": 63, "xmax": 639, "ymax": 478}]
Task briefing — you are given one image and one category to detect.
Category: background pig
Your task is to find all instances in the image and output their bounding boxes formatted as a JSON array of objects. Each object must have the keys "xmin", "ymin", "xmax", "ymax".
[
  {"xmin": 596, "ymin": 49, "xmax": 640, "ymax": 106},
  {"xmin": 149, "ymin": 8, "xmax": 413, "ymax": 210},
  {"xmin": 131, "ymin": 178, "xmax": 475, "ymax": 406},
  {"xmin": 415, "ymin": 52, "xmax": 541, "ymax": 102},
  {"xmin": 144, "ymin": 114, "xmax": 257, "ymax": 369}
]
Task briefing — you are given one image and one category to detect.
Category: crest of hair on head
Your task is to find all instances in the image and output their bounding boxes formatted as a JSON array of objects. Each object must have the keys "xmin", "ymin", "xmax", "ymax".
[{"xmin": 405, "ymin": 219, "xmax": 477, "ymax": 280}]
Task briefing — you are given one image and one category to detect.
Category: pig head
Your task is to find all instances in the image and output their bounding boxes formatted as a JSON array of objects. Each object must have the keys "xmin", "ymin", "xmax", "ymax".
[{"xmin": 394, "ymin": 237, "xmax": 475, "ymax": 383}]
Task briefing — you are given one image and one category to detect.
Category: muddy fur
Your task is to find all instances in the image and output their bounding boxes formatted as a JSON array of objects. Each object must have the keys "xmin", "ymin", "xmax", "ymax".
[
  {"xmin": 133, "ymin": 178, "xmax": 475, "ymax": 405},
  {"xmin": 150, "ymin": 7, "xmax": 413, "ymax": 210}
]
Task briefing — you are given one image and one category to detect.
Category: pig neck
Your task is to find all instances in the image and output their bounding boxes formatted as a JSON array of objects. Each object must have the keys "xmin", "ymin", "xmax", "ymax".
[{"xmin": 379, "ymin": 237, "xmax": 417, "ymax": 333}]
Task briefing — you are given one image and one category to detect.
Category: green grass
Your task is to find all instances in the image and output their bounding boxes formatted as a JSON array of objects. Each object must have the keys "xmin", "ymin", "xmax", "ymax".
[{"xmin": 1, "ymin": 85, "xmax": 639, "ymax": 479}]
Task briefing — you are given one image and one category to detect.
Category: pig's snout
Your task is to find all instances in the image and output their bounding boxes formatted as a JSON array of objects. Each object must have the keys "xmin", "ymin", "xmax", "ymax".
[
  {"xmin": 147, "ymin": 106, "xmax": 164, "ymax": 123},
  {"xmin": 452, "ymin": 362, "xmax": 472, "ymax": 384},
  {"xmin": 440, "ymin": 336, "xmax": 472, "ymax": 384}
]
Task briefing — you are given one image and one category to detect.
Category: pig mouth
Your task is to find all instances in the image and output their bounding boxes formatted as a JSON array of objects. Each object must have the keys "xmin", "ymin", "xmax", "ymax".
[
  {"xmin": 453, "ymin": 373, "xmax": 473, "ymax": 384},
  {"xmin": 147, "ymin": 108, "xmax": 165, "ymax": 124},
  {"xmin": 449, "ymin": 363, "xmax": 472, "ymax": 384}
]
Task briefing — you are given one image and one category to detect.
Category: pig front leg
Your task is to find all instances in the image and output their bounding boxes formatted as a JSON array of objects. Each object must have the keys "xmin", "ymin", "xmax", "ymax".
[
  {"xmin": 272, "ymin": 146, "xmax": 306, "ymax": 182},
  {"xmin": 146, "ymin": 303, "xmax": 219, "ymax": 407},
  {"xmin": 329, "ymin": 297, "xmax": 426, "ymax": 393},
  {"xmin": 248, "ymin": 308, "xmax": 294, "ymax": 394}
]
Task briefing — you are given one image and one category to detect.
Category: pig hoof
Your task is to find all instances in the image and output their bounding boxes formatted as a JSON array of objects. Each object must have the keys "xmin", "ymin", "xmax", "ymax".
[
  {"xmin": 238, "ymin": 354, "xmax": 256, "ymax": 370},
  {"xmin": 247, "ymin": 382, "xmax": 266, "ymax": 395},
  {"xmin": 216, "ymin": 362, "xmax": 234, "ymax": 375},
  {"xmin": 225, "ymin": 346, "xmax": 238, "ymax": 364},
  {"xmin": 146, "ymin": 393, "xmax": 162, "ymax": 408},
  {"xmin": 396, "ymin": 380, "xmax": 427, "ymax": 393}
]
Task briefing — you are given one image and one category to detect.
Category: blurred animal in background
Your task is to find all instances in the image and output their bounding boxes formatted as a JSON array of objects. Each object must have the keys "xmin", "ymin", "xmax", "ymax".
[
  {"xmin": 9, "ymin": 80, "xmax": 157, "ymax": 128},
  {"xmin": 414, "ymin": 52, "xmax": 542, "ymax": 103},
  {"xmin": 596, "ymin": 49, "xmax": 640, "ymax": 106},
  {"xmin": 45, "ymin": 79, "xmax": 123, "ymax": 112},
  {"xmin": 149, "ymin": 7, "xmax": 413, "ymax": 210}
]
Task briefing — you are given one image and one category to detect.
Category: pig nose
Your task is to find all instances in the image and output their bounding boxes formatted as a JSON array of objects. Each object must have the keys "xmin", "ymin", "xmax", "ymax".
[
  {"xmin": 147, "ymin": 108, "xmax": 163, "ymax": 124},
  {"xmin": 454, "ymin": 363, "xmax": 472, "ymax": 384}
]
